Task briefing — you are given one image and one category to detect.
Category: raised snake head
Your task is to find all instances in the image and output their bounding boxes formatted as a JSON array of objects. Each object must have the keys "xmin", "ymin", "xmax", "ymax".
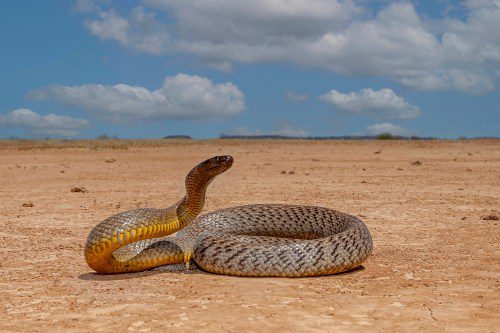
[{"xmin": 186, "ymin": 155, "xmax": 233, "ymax": 189}]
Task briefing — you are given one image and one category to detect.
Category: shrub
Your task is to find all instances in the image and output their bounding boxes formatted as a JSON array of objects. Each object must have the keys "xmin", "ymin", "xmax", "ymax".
[{"xmin": 375, "ymin": 133, "xmax": 395, "ymax": 140}]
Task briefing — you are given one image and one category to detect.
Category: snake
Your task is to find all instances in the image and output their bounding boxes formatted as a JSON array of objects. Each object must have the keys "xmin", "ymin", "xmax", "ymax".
[{"xmin": 84, "ymin": 156, "xmax": 373, "ymax": 277}]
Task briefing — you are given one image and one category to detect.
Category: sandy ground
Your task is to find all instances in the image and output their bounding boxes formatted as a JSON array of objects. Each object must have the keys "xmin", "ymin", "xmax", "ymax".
[{"xmin": 0, "ymin": 139, "xmax": 498, "ymax": 332}]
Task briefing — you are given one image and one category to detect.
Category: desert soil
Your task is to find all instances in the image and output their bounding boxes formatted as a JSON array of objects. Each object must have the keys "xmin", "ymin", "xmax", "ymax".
[{"xmin": 0, "ymin": 139, "xmax": 498, "ymax": 332}]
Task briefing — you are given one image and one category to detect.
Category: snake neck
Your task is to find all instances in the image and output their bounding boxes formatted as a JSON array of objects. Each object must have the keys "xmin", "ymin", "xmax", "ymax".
[{"xmin": 179, "ymin": 167, "xmax": 213, "ymax": 222}]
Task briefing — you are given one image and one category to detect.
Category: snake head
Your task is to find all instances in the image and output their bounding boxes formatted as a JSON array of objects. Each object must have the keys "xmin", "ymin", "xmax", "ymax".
[
  {"xmin": 189, "ymin": 155, "xmax": 233, "ymax": 181},
  {"xmin": 204, "ymin": 155, "xmax": 233, "ymax": 174}
]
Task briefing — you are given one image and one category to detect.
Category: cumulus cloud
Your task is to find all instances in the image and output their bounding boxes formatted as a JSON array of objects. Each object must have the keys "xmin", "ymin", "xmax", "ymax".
[
  {"xmin": 285, "ymin": 91, "xmax": 309, "ymax": 101},
  {"xmin": 366, "ymin": 122, "xmax": 409, "ymax": 136},
  {"xmin": 84, "ymin": 7, "xmax": 169, "ymax": 55},
  {"xmin": 79, "ymin": 1, "xmax": 500, "ymax": 93},
  {"xmin": 28, "ymin": 74, "xmax": 245, "ymax": 123},
  {"xmin": 0, "ymin": 108, "xmax": 89, "ymax": 137},
  {"xmin": 231, "ymin": 126, "xmax": 308, "ymax": 137},
  {"xmin": 319, "ymin": 88, "xmax": 421, "ymax": 119}
]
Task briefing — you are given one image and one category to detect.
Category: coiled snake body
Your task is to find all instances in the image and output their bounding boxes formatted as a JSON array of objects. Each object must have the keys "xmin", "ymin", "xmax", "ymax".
[{"xmin": 85, "ymin": 156, "xmax": 373, "ymax": 276}]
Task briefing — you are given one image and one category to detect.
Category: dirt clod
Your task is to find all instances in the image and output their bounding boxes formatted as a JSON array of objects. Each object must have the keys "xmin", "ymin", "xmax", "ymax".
[
  {"xmin": 482, "ymin": 214, "xmax": 498, "ymax": 221},
  {"xmin": 70, "ymin": 186, "xmax": 87, "ymax": 193}
]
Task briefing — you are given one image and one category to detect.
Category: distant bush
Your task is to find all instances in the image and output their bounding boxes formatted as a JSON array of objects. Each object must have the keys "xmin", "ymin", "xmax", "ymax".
[
  {"xmin": 375, "ymin": 133, "xmax": 396, "ymax": 140},
  {"xmin": 162, "ymin": 135, "xmax": 192, "ymax": 139},
  {"xmin": 96, "ymin": 134, "xmax": 119, "ymax": 140}
]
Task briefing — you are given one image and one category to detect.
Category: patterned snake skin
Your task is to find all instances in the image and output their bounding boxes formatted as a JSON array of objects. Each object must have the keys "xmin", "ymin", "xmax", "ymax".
[{"xmin": 84, "ymin": 156, "xmax": 373, "ymax": 276}]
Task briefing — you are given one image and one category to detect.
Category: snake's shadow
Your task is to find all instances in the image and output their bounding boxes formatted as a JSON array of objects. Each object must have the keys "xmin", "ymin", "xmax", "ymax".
[
  {"xmin": 78, "ymin": 265, "xmax": 365, "ymax": 281},
  {"xmin": 78, "ymin": 271, "xmax": 158, "ymax": 281},
  {"xmin": 333, "ymin": 265, "xmax": 365, "ymax": 276},
  {"xmin": 78, "ymin": 270, "xmax": 203, "ymax": 281}
]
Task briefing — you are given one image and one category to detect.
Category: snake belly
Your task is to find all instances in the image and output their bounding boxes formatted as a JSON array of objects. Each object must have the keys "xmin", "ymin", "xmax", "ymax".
[{"xmin": 84, "ymin": 156, "xmax": 373, "ymax": 277}]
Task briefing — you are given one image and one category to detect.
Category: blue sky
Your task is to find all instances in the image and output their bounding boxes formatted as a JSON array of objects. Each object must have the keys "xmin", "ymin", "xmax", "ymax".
[{"xmin": 0, "ymin": 0, "xmax": 499, "ymax": 139}]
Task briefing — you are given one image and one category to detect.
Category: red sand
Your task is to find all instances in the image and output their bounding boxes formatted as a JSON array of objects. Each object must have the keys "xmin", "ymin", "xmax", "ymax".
[{"xmin": 0, "ymin": 139, "xmax": 498, "ymax": 332}]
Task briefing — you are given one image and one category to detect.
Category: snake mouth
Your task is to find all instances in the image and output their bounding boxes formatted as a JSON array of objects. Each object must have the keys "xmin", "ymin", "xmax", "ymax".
[{"xmin": 207, "ymin": 164, "xmax": 232, "ymax": 172}]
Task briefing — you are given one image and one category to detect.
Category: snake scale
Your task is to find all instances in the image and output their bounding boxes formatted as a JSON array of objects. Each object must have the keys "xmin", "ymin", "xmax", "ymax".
[{"xmin": 85, "ymin": 156, "xmax": 373, "ymax": 277}]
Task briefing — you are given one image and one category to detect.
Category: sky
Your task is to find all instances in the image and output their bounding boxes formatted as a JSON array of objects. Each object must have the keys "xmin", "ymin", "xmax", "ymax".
[{"xmin": 0, "ymin": 0, "xmax": 499, "ymax": 139}]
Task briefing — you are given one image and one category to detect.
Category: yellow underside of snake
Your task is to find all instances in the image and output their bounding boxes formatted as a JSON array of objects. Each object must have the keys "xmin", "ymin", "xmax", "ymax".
[{"xmin": 84, "ymin": 156, "xmax": 373, "ymax": 277}]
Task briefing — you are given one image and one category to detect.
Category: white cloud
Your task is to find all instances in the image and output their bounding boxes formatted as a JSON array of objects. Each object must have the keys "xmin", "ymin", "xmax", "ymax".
[
  {"xmin": 366, "ymin": 123, "xmax": 409, "ymax": 136},
  {"xmin": 28, "ymin": 73, "xmax": 245, "ymax": 123},
  {"xmin": 75, "ymin": 0, "xmax": 100, "ymax": 13},
  {"xmin": 285, "ymin": 91, "xmax": 309, "ymax": 101},
  {"xmin": 145, "ymin": 0, "xmax": 360, "ymax": 40},
  {"xmin": 205, "ymin": 61, "xmax": 233, "ymax": 73},
  {"xmin": 79, "ymin": 1, "xmax": 500, "ymax": 93},
  {"xmin": 84, "ymin": 7, "xmax": 169, "ymax": 55},
  {"xmin": 232, "ymin": 126, "xmax": 308, "ymax": 137},
  {"xmin": 463, "ymin": 0, "xmax": 498, "ymax": 9},
  {"xmin": 74, "ymin": 0, "xmax": 111, "ymax": 13},
  {"xmin": 319, "ymin": 88, "xmax": 421, "ymax": 119},
  {"xmin": 0, "ymin": 108, "xmax": 89, "ymax": 137}
]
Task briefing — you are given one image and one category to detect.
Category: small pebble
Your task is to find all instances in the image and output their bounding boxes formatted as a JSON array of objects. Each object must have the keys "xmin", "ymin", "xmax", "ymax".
[
  {"xmin": 280, "ymin": 170, "xmax": 286, "ymax": 174},
  {"xmin": 105, "ymin": 158, "xmax": 116, "ymax": 163},
  {"xmin": 22, "ymin": 202, "xmax": 34, "ymax": 207}
]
